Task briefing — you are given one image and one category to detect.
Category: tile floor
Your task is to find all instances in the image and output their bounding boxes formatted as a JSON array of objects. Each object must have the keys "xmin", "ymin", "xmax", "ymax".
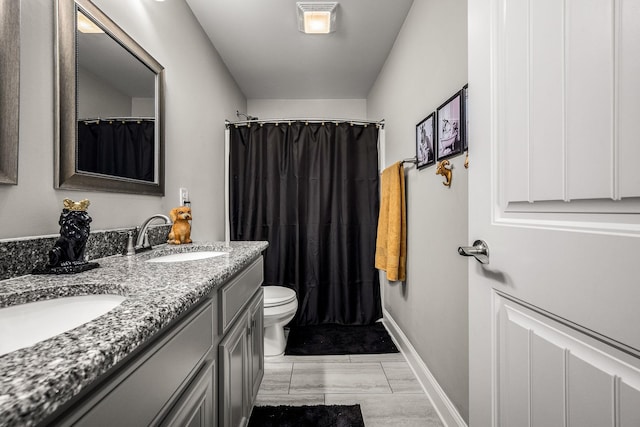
[{"xmin": 255, "ymin": 352, "xmax": 445, "ymax": 426}]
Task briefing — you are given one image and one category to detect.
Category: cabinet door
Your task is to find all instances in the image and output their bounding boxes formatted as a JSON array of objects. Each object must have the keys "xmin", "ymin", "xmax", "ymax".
[
  {"xmin": 219, "ymin": 311, "xmax": 249, "ymax": 427},
  {"xmin": 247, "ymin": 290, "xmax": 264, "ymax": 405},
  {"xmin": 161, "ymin": 360, "xmax": 215, "ymax": 427}
]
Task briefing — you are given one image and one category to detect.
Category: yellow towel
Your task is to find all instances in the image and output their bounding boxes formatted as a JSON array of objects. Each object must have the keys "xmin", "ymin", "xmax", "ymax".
[{"xmin": 375, "ymin": 162, "xmax": 406, "ymax": 282}]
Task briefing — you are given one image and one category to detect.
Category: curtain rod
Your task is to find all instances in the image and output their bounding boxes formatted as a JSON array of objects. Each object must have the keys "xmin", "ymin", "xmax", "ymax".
[
  {"xmin": 79, "ymin": 116, "xmax": 154, "ymax": 123},
  {"xmin": 225, "ymin": 118, "xmax": 385, "ymax": 128}
]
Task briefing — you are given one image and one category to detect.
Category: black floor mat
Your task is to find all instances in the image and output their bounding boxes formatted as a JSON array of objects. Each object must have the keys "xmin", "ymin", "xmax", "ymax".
[
  {"xmin": 248, "ymin": 405, "xmax": 365, "ymax": 427},
  {"xmin": 284, "ymin": 323, "xmax": 399, "ymax": 355}
]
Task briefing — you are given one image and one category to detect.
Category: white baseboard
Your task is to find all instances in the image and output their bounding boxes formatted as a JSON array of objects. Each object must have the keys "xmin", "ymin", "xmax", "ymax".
[{"xmin": 382, "ymin": 309, "xmax": 468, "ymax": 427}]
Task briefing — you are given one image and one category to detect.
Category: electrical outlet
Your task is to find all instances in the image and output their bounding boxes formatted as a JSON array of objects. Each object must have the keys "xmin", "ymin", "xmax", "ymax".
[{"xmin": 179, "ymin": 187, "xmax": 189, "ymax": 206}]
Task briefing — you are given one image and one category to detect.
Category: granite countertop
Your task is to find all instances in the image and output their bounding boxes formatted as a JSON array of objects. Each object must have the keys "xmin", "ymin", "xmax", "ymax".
[{"xmin": 0, "ymin": 240, "xmax": 268, "ymax": 427}]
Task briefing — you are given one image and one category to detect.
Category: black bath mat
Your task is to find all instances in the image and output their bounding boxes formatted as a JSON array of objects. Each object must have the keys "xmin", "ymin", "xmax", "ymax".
[
  {"xmin": 248, "ymin": 404, "xmax": 365, "ymax": 427},
  {"xmin": 284, "ymin": 323, "xmax": 399, "ymax": 355}
]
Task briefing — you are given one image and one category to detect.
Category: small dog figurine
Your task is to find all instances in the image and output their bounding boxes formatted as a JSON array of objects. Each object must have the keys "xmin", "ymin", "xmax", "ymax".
[
  {"xmin": 168, "ymin": 206, "xmax": 192, "ymax": 245},
  {"xmin": 436, "ymin": 159, "xmax": 453, "ymax": 187}
]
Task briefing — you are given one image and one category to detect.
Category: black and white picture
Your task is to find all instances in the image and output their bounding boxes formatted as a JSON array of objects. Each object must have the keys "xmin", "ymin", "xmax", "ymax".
[
  {"xmin": 416, "ymin": 112, "xmax": 435, "ymax": 169},
  {"xmin": 462, "ymin": 83, "xmax": 468, "ymax": 151},
  {"xmin": 436, "ymin": 91, "xmax": 463, "ymax": 160}
]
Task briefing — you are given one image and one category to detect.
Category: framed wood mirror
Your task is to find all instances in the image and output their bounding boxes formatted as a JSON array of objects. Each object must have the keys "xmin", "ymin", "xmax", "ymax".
[
  {"xmin": 55, "ymin": 0, "xmax": 165, "ymax": 195},
  {"xmin": 0, "ymin": 0, "xmax": 20, "ymax": 185}
]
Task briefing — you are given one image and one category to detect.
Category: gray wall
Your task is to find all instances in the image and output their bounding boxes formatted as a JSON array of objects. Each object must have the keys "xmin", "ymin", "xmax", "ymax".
[
  {"xmin": 0, "ymin": 0, "xmax": 244, "ymax": 240},
  {"xmin": 247, "ymin": 99, "xmax": 367, "ymax": 121},
  {"xmin": 367, "ymin": 0, "xmax": 469, "ymax": 422},
  {"xmin": 132, "ymin": 98, "xmax": 155, "ymax": 117},
  {"xmin": 78, "ymin": 66, "xmax": 131, "ymax": 118}
]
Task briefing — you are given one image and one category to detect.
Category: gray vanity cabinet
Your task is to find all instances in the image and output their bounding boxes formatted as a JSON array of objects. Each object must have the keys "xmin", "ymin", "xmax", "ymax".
[
  {"xmin": 46, "ymin": 255, "xmax": 264, "ymax": 427},
  {"xmin": 54, "ymin": 297, "xmax": 216, "ymax": 427},
  {"xmin": 218, "ymin": 290, "xmax": 264, "ymax": 427},
  {"xmin": 218, "ymin": 257, "xmax": 264, "ymax": 427}
]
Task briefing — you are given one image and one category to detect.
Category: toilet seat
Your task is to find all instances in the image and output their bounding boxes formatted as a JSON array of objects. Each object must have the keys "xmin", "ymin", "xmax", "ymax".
[{"xmin": 263, "ymin": 286, "xmax": 296, "ymax": 308}]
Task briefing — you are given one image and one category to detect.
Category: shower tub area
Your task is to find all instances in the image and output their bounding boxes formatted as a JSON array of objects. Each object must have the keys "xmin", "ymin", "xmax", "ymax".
[{"xmin": 225, "ymin": 119, "xmax": 384, "ymax": 338}]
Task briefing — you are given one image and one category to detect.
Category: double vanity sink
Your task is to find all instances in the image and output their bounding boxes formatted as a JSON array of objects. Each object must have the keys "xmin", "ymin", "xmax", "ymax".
[{"xmin": 0, "ymin": 241, "xmax": 268, "ymax": 427}]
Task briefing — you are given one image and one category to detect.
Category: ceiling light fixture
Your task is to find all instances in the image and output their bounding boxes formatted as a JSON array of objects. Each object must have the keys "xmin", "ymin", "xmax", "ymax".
[{"xmin": 296, "ymin": 2, "xmax": 338, "ymax": 34}]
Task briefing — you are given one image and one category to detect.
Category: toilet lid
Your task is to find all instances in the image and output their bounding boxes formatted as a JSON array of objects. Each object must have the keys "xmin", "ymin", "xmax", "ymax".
[{"xmin": 263, "ymin": 286, "xmax": 296, "ymax": 307}]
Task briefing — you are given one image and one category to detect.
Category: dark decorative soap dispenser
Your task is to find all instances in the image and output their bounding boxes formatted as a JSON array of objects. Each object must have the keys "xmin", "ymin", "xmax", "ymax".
[{"xmin": 33, "ymin": 198, "xmax": 99, "ymax": 274}]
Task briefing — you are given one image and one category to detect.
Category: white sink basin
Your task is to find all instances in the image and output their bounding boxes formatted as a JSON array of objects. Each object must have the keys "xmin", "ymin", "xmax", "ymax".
[
  {"xmin": 146, "ymin": 251, "xmax": 226, "ymax": 263},
  {"xmin": 0, "ymin": 294, "xmax": 126, "ymax": 356}
]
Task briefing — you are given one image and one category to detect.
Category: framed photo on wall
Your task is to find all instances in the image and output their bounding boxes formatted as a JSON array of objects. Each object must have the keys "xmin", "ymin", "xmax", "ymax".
[
  {"xmin": 462, "ymin": 83, "xmax": 469, "ymax": 151},
  {"xmin": 436, "ymin": 90, "xmax": 464, "ymax": 161},
  {"xmin": 416, "ymin": 112, "xmax": 435, "ymax": 169}
]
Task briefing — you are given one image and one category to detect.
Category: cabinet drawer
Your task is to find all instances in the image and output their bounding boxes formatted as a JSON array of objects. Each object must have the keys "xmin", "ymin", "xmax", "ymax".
[
  {"xmin": 219, "ymin": 257, "xmax": 263, "ymax": 335},
  {"xmin": 73, "ymin": 300, "xmax": 214, "ymax": 426}
]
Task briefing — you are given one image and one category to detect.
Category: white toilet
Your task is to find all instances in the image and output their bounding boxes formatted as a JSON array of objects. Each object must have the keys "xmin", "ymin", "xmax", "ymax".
[{"xmin": 262, "ymin": 285, "xmax": 298, "ymax": 357}]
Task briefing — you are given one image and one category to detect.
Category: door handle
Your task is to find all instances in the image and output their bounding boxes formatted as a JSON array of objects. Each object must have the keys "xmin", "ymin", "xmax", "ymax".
[{"xmin": 458, "ymin": 240, "xmax": 489, "ymax": 264}]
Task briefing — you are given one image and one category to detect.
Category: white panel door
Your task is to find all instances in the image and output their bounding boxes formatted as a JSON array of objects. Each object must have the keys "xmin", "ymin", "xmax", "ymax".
[
  {"xmin": 468, "ymin": 0, "xmax": 640, "ymax": 425},
  {"xmin": 497, "ymin": 295, "xmax": 640, "ymax": 427}
]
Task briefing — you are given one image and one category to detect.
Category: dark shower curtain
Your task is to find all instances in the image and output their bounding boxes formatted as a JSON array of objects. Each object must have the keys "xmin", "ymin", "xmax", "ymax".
[
  {"xmin": 230, "ymin": 121, "xmax": 382, "ymax": 326},
  {"xmin": 78, "ymin": 120, "xmax": 155, "ymax": 181}
]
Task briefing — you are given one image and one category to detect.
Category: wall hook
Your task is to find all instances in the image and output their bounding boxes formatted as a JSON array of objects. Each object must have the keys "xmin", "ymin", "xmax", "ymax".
[{"xmin": 436, "ymin": 159, "xmax": 453, "ymax": 187}]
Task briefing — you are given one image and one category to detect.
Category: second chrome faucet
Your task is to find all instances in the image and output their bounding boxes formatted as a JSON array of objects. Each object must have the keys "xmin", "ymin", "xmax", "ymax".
[{"xmin": 131, "ymin": 214, "xmax": 171, "ymax": 254}]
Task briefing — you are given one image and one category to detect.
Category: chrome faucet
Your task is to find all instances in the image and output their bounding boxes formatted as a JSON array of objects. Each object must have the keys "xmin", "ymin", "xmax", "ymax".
[{"xmin": 134, "ymin": 214, "xmax": 171, "ymax": 253}]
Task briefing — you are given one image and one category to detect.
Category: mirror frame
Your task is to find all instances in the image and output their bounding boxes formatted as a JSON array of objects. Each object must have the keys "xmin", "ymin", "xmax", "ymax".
[
  {"xmin": 55, "ymin": 0, "xmax": 165, "ymax": 195},
  {"xmin": 0, "ymin": 0, "xmax": 20, "ymax": 185}
]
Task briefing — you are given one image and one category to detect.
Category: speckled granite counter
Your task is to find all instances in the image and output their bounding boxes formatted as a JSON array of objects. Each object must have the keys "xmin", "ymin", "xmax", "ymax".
[{"xmin": 0, "ymin": 240, "xmax": 268, "ymax": 427}]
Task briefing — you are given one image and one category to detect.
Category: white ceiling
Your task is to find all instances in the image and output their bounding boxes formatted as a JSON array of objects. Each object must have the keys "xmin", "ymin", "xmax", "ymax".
[{"xmin": 185, "ymin": 0, "xmax": 414, "ymax": 100}]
